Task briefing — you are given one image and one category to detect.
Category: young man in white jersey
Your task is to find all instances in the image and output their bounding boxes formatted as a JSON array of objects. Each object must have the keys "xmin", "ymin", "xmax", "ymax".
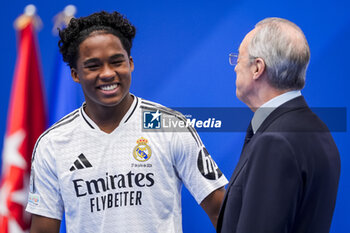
[{"xmin": 26, "ymin": 11, "xmax": 228, "ymax": 233}]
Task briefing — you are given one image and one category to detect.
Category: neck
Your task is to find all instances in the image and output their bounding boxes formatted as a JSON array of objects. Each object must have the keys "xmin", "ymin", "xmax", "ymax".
[
  {"xmin": 246, "ymin": 86, "xmax": 289, "ymax": 112},
  {"xmin": 84, "ymin": 94, "xmax": 134, "ymax": 133}
]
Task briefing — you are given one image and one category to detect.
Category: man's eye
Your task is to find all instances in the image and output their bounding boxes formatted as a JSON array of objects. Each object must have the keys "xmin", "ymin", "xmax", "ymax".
[
  {"xmin": 85, "ymin": 64, "xmax": 99, "ymax": 69},
  {"xmin": 111, "ymin": 60, "xmax": 123, "ymax": 65}
]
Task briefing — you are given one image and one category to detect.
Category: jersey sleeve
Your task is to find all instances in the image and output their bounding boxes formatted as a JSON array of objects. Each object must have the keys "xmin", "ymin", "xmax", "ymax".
[
  {"xmin": 25, "ymin": 136, "xmax": 64, "ymax": 220},
  {"xmin": 171, "ymin": 125, "xmax": 228, "ymax": 204}
]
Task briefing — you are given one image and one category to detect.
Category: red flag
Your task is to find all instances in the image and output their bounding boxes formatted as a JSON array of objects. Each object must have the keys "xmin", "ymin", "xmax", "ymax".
[{"xmin": 0, "ymin": 13, "xmax": 47, "ymax": 233}]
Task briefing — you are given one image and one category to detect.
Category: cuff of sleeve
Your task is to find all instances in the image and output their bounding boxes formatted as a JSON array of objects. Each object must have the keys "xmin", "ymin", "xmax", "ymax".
[
  {"xmin": 25, "ymin": 204, "xmax": 63, "ymax": 220},
  {"xmin": 195, "ymin": 177, "xmax": 228, "ymax": 204}
]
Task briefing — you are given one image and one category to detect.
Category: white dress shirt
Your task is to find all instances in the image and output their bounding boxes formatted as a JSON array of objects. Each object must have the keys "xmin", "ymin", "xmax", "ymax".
[{"xmin": 251, "ymin": 90, "xmax": 302, "ymax": 133}]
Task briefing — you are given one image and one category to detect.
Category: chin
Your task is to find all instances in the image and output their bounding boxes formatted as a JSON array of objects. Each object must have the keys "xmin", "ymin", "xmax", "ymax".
[
  {"xmin": 105, "ymin": 94, "xmax": 131, "ymax": 107},
  {"xmin": 103, "ymin": 99, "xmax": 125, "ymax": 107},
  {"xmin": 236, "ymin": 90, "xmax": 242, "ymax": 100}
]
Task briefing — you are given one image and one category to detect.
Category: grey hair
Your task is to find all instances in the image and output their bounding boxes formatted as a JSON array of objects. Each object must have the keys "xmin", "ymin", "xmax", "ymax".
[{"xmin": 248, "ymin": 17, "xmax": 310, "ymax": 90}]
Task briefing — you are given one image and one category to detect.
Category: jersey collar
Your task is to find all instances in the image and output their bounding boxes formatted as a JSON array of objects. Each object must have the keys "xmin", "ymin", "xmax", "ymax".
[{"xmin": 79, "ymin": 93, "xmax": 139, "ymax": 131}]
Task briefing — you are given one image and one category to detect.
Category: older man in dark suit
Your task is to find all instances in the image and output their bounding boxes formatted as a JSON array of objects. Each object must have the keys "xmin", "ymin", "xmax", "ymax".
[{"xmin": 217, "ymin": 17, "xmax": 340, "ymax": 233}]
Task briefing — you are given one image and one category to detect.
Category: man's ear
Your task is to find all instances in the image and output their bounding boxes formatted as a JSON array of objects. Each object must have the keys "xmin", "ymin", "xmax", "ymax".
[
  {"xmin": 129, "ymin": 56, "xmax": 134, "ymax": 72},
  {"xmin": 71, "ymin": 68, "xmax": 80, "ymax": 83},
  {"xmin": 252, "ymin": 58, "xmax": 265, "ymax": 80}
]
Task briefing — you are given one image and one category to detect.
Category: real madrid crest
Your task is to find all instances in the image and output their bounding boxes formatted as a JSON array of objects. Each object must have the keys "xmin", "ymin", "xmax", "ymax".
[{"xmin": 133, "ymin": 137, "xmax": 152, "ymax": 162}]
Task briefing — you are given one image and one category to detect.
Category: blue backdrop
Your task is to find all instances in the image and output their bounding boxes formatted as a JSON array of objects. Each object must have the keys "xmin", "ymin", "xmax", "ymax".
[{"xmin": 1, "ymin": 0, "xmax": 349, "ymax": 232}]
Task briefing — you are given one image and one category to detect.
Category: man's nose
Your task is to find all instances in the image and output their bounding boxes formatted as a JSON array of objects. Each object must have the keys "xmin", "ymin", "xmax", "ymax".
[{"xmin": 100, "ymin": 64, "xmax": 115, "ymax": 79}]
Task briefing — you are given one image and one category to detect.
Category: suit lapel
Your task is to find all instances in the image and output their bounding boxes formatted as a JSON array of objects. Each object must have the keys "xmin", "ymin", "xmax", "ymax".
[
  {"xmin": 222, "ymin": 121, "xmax": 253, "ymax": 190},
  {"xmin": 226, "ymin": 144, "xmax": 251, "ymax": 189},
  {"xmin": 217, "ymin": 129, "xmax": 255, "ymax": 232}
]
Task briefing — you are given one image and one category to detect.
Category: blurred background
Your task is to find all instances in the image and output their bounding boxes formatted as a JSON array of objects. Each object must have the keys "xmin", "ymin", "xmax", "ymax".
[{"xmin": 0, "ymin": 0, "xmax": 349, "ymax": 232}]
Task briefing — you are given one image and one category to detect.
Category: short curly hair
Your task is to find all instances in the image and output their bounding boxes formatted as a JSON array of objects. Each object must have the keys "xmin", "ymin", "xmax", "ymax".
[{"xmin": 58, "ymin": 11, "xmax": 136, "ymax": 69}]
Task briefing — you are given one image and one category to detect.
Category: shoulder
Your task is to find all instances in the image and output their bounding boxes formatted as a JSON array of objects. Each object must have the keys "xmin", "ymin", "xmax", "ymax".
[
  {"xmin": 267, "ymin": 105, "xmax": 330, "ymax": 133},
  {"xmin": 43, "ymin": 108, "xmax": 81, "ymax": 138},
  {"xmin": 139, "ymin": 98, "xmax": 185, "ymax": 119},
  {"xmin": 32, "ymin": 108, "xmax": 81, "ymax": 158},
  {"xmin": 139, "ymin": 97, "xmax": 204, "ymax": 147}
]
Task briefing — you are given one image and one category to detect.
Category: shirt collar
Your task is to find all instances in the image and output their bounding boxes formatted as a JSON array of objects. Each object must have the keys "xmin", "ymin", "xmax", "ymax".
[
  {"xmin": 80, "ymin": 93, "xmax": 139, "ymax": 131},
  {"xmin": 251, "ymin": 90, "xmax": 301, "ymax": 133}
]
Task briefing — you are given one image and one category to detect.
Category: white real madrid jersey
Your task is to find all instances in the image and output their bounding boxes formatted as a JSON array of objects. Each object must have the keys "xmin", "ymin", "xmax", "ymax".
[{"xmin": 26, "ymin": 96, "xmax": 228, "ymax": 233}]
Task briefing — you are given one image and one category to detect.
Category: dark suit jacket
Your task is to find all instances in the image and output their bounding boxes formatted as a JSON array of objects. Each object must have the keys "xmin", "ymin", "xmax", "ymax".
[{"xmin": 217, "ymin": 96, "xmax": 340, "ymax": 233}]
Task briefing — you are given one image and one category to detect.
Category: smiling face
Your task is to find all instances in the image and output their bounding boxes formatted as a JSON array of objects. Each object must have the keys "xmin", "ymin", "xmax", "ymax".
[{"xmin": 71, "ymin": 32, "xmax": 134, "ymax": 112}]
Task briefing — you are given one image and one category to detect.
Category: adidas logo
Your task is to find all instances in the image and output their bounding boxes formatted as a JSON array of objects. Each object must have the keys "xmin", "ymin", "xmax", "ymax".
[{"xmin": 70, "ymin": 153, "xmax": 93, "ymax": 171}]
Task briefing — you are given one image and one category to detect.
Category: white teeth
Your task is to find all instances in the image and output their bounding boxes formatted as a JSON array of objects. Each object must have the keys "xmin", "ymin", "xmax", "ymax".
[{"xmin": 100, "ymin": 84, "xmax": 118, "ymax": 91}]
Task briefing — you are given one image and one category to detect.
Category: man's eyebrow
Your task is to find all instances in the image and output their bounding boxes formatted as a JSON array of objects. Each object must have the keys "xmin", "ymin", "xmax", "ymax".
[
  {"xmin": 110, "ymin": 54, "xmax": 125, "ymax": 60},
  {"xmin": 82, "ymin": 54, "xmax": 126, "ymax": 66},
  {"xmin": 83, "ymin": 58, "xmax": 100, "ymax": 66}
]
